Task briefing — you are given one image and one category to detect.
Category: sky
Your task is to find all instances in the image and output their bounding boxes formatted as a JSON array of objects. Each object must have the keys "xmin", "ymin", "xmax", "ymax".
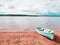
[{"xmin": 0, "ymin": 0, "xmax": 60, "ymax": 15}]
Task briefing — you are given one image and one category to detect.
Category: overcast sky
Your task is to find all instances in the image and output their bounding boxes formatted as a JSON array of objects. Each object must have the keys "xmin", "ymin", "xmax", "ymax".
[{"xmin": 0, "ymin": 0, "xmax": 60, "ymax": 15}]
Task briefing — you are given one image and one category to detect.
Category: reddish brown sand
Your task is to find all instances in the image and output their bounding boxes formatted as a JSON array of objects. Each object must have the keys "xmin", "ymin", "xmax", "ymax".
[{"xmin": 0, "ymin": 32, "xmax": 60, "ymax": 45}]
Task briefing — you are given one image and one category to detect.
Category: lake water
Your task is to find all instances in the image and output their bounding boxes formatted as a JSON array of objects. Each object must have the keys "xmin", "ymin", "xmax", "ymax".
[{"xmin": 0, "ymin": 16, "xmax": 60, "ymax": 32}]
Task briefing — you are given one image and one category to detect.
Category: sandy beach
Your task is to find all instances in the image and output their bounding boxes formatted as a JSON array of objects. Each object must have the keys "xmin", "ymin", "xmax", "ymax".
[{"xmin": 0, "ymin": 31, "xmax": 60, "ymax": 45}]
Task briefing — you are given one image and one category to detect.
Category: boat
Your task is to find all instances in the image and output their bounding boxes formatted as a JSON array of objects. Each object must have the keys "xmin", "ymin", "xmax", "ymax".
[{"xmin": 35, "ymin": 27, "xmax": 54, "ymax": 40}]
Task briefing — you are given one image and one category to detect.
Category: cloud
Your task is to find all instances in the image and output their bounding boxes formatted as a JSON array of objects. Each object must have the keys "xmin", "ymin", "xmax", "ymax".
[{"xmin": 0, "ymin": 0, "xmax": 60, "ymax": 15}]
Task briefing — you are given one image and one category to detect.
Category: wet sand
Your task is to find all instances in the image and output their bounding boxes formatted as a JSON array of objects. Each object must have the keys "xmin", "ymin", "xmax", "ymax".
[{"xmin": 0, "ymin": 31, "xmax": 60, "ymax": 45}]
